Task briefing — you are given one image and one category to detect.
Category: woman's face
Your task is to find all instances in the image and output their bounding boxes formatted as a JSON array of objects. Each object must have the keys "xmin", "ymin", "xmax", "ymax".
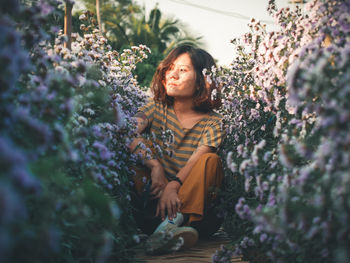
[{"xmin": 164, "ymin": 53, "xmax": 197, "ymax": 99}]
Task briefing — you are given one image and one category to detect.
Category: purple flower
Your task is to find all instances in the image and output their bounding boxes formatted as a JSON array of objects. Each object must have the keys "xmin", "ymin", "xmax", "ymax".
[
  {"xmin": 0, "ymin": 183, "xmax": 28, "ymax": 224},
  {"xmin": 260, "ymin": 233, "xmax": 268, "ymax": 242}
]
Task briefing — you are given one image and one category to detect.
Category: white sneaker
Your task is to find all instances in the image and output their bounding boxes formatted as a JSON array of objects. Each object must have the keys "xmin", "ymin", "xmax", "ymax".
[
  {"xmin": 154, "ymin": 212, "xmax": 184, "ymax": 233},
  {"xmin": 145, "ymin": 224, "xmax": 198, "ymax": 255}
]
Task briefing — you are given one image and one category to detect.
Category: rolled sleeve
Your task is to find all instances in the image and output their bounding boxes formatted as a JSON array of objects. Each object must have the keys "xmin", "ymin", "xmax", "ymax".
[{"xmin": 199, "ymin": 119, "xmax": 223, "ymax": 150}]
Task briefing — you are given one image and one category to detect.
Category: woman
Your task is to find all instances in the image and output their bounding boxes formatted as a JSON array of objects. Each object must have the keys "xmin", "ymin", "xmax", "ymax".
[{"xmin": 129, "ymin": 45, "xmax": 224, "ymax": 254}]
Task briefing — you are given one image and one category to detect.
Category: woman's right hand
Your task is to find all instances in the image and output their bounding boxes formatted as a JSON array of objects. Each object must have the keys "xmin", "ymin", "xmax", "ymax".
[{"xmin": 149, "ymin": 164, "xmax": 168, "ymax": 199}]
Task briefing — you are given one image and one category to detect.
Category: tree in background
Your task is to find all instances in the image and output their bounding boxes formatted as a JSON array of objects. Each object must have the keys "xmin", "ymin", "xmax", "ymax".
[
  {"xmin": 127, "ymin": 4, "xmax": 202, "ymax": 54},
  {"xmin": 64, "ymin": 0, "xmax": 74, "ymax": 49},
  {"xmin": 76, "ymin": 0, "xmax": 203, "ymax": 87},
  {"xmin": 96, "ymin": 0, "xmax": 102, "ymax": 31},
  {"xmin": 130, "ymin": 4, "xmax": 203, "ymax": 87},
  {"xmin": 81, "ymin": 0, "xmax": 135, "ymax": 46}
]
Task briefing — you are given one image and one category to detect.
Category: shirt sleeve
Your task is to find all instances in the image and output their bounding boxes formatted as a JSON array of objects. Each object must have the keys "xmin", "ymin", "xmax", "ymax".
[
  {"xmin": 136, "ymin": 98, "xmax": 155, "ymax": 127},
  {"xmin": 199, "ymin": 119, "xmax": 224, "ymax": 150}
]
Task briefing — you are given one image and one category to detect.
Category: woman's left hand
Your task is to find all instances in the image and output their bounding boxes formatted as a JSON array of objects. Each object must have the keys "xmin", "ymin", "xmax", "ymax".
[{"xmin": 156, "ymin": 181, "xmax": 181, "ymax": 221}]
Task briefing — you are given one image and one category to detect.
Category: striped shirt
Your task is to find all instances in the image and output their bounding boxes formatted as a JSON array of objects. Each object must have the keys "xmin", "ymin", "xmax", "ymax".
[{"xmin": 138, "ymin": 99, "xmax": 223, "ymax": 180}]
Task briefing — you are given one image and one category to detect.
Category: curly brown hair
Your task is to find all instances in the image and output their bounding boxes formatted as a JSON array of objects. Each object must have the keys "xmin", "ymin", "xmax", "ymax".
[{"xmin": 150, "ymin": 45, "xmax": 221, "ymax": 113}]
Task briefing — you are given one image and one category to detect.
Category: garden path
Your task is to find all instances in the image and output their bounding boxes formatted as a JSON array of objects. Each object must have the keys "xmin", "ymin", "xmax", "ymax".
[{"xmin": 135, "ymin": 229, "xmax": 249, "ymax": 263}]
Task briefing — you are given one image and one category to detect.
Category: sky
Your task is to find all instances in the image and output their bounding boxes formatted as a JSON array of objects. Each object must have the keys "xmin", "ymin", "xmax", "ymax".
[{"xmin": 133, "ymin": 0, "xmax": 302, "ymax": 66}]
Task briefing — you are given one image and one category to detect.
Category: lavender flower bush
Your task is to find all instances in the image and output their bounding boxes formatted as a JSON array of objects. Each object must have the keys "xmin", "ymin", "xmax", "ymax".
[
  {"xmin": 215, "ymin": 0, "xmax": 350, "ymax": 262},
  {"xmin": 1, "ymin": 1, "xmax": 149, "ymax": 262}
]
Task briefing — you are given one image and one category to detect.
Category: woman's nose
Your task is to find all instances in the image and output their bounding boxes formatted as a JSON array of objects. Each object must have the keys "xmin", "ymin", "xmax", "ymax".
[{"xmin": 167, "ymin": 69, "xmax": 179, "ymax": 79}]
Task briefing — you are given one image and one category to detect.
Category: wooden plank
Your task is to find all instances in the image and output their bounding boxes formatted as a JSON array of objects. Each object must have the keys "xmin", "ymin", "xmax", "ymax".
[{"xmin": 135, "ymin": 235, "xmax": 246, "ymax": 263}]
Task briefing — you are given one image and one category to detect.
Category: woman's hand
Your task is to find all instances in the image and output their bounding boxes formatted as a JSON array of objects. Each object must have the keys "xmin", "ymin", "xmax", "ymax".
[
  {"xmin": 150, "ymin": 164, "xmax": 168, "ymax": 199},
  {"xmin": 156, "ymin": 181, "xmax": 181, "ymax": 221}
]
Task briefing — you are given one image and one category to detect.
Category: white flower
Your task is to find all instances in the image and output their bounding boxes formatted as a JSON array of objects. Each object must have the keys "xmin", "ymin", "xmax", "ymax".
[
  {"xmin": 133, "ymin": 235, "xmax": 140, "ymax": 244},
  {"xmin": 98, "ymin": 80, "xmax": 106, "ymax": 87},
  {"xmin": 239, "ymin": 159, "xmax": 251, "ymax": 174},
  {"xmin": 206, "ymin": 75, "xmax": 213, "ymax": 84},
  {"xmin": 211, "ymin": 88, "xmax": 217, "ymax": 100},
  {"xmin": 229, "ymin": 162, "xmax": 237, "ymax": 173},
  {"xmin": 79, "ymin": 14, "xmax": 87, "ymax": 21},
  {"xmin": 226, "ymin": 151, "xmax": 233, "ymax": 165},
  {"xmin": 237, "ymin": 144, "xmax": 244, "ymax": 156},
  {"xmin": 78, "ymin": 116, "xmax": 88, "ymax": 125}
]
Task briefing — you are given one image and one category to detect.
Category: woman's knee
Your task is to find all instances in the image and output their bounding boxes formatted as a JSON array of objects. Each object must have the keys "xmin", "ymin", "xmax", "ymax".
[
  {"xmin": 190, "ymin": 152, "xmax": 223, "ymax": 181},
  {"xmin": 199, "ymin": 152, "xmax": 221, "ymax": 165},
  {"xmin": 201, "ymin": 153, "xmax": 224, "ymax": 184}
]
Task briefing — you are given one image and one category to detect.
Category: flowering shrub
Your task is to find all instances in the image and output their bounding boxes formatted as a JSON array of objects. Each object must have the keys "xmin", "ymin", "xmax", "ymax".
[
  {"xmin": 0, "ymin": 1, "xmax": 150, "ymax": 262},
  {"xmin": 215, "ymin": 0, "xmax": 350, "ymax": 262}
]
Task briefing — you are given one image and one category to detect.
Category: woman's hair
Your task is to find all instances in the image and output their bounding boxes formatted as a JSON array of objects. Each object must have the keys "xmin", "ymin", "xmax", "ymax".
[{"xmin": 150, "ymin": 45, "xmax": 221, "ymax": 112}]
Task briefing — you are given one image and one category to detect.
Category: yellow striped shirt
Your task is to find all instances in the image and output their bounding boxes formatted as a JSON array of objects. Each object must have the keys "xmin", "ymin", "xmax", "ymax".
[{"xmin": 138, "ymin": 99, "xmax": 223, "ymax": 179}]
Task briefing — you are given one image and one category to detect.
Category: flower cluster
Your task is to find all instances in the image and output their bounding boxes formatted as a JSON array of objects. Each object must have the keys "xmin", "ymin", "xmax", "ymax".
[
  {"xmin": 212, "ymin": 245, "xmax": 234, "ymax": 263},
  {"xmin": 214, "ymin": 0, "xmax": 350, "ymax": 262},
  {"xmin": 1, "ymin": 2, "xmax": 150, "ymax": 263},
  {"xmin": 0, "ymin": 0, "xmax": 60, "ymax": 260},
  {"xmin": 50, "ymin": 11, "xmax": 150, "ymax": 191}
]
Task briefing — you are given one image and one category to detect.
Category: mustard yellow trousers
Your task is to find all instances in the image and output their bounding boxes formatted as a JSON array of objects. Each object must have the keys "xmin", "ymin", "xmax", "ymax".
[{"xmin": 131, "ymin": 153, "xmax": 224, "ymax": 237}]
